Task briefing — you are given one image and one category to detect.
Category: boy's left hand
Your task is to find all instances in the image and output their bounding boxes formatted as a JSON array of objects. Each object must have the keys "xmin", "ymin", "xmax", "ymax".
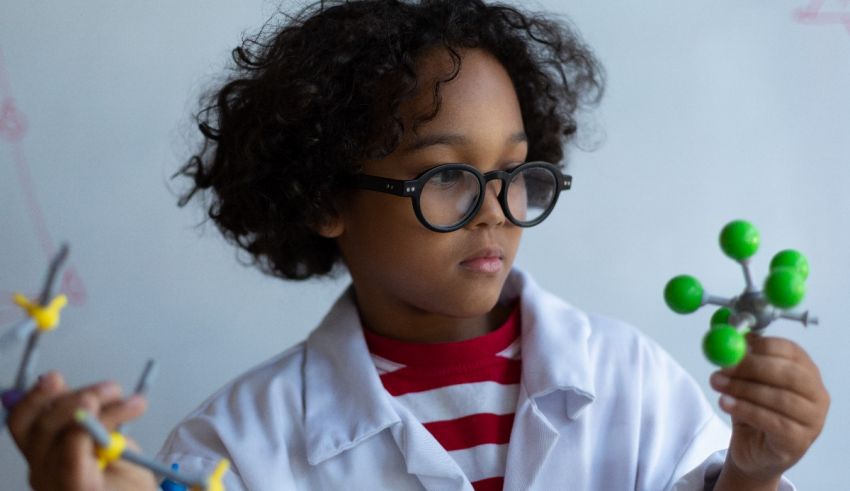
[{"xmin": 710, "ymin": 334, "xmax": 830, "ymax": 483}]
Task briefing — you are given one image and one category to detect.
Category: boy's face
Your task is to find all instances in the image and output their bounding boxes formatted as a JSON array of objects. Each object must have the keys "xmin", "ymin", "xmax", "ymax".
[{"xmin": 322, "ymin": 47, "xmax": 527, "ymax": 340}]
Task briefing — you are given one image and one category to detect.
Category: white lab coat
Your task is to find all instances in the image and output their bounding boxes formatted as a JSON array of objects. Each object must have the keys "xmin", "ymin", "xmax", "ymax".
[{"xmin": 156, "ymin": 267, "xmax": 794, "ymax": 490}]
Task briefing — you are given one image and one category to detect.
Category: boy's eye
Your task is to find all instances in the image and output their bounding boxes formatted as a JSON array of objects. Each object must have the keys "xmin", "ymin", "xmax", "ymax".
[{"xmin": 430, "ymin": 168, "xmax": 466, "ymax": 186}]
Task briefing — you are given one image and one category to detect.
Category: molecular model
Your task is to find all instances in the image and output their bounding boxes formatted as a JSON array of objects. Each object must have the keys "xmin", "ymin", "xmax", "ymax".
[
  {"xmin": 1, "ymin": 244, "xmax": 229, "ymax": 491},
  {"xmin": 663, "ymin": 220, "xmax": 818, "ymax": 367}
]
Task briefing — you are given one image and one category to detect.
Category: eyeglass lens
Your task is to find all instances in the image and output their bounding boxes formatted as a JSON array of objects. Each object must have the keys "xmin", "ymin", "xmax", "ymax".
[{"xmin": 418, "ymin": 166, "xmax": 558, "ymax": 228}]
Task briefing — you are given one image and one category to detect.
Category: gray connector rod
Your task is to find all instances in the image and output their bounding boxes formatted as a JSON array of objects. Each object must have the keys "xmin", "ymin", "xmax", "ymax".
[
  {"xmin": 13, "ymin": 331, "xmax": 42, "ymax": 390},
  {"xmin": 117, "ymin": 359, "xmax": 158, "ymax": 433},
  {"xmin": 132, "ymin": 359, "xmax": 158, "ymax": 396},
  {"xmin": 729, "ymin": 312, "xmax": 757, "ymax": 332},
  {"xmin": 778, "ymin": 310, "xmax": 819, "ymax": 327},
  {"xmin": 703, "ymin": 294, "xmax": 734, "ymax": 308},
  {"xmin": 74, "ymin": 409, "xmax": 112, "ymax": 446},
  {"xmin": 739, "ymin": 259, "xmax": 756, "ymax": 293},
  {"xmin": 38, "ymin": 243, "xmax": 69, "ymax": 306}
]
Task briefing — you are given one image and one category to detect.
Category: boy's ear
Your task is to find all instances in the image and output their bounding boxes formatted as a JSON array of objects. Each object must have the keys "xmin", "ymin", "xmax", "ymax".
[{"xmin": 315, "ymin": 213, "xmax": 344, "ymax": 239}]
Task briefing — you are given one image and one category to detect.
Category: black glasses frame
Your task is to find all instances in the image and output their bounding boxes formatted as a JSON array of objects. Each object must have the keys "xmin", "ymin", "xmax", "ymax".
[{"xmin": 349, "ymin": 161, "xmax": 572, "ymax": 232}]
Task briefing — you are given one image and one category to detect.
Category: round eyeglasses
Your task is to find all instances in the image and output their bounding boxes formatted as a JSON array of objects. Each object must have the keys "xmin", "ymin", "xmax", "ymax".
[{"xmin": 349, "ymin": 161, "xmax": 572, "ymax": 232}]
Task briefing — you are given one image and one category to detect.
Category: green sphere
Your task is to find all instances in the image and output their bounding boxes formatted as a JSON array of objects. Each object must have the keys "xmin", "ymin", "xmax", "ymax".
[
  {"xmin": 770, "ymin": 249, "xmax": 809, "ymax": 280},
  {"xmin": 764, "ymin": 267, "xmax": 806, "ymax": 309},
  {"xmin": 719, "ymin": 220, "xmax": 760, "ymax": 261},
  {"xmin": 710, "ymin": 307, "xmax": 732, "ymax": 328},
  {"xmin": 703, "ymin": 325, "xmax": 747, "ymax": 367},
  {"xmin": 664, "ymin": 275, "xmax": 704, "ymax": 314}
]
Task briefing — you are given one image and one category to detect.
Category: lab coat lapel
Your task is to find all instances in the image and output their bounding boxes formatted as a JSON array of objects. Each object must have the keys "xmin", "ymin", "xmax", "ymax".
[
  {"xmin": 502, "ymin": 385, "xmax": 561, "ymax": 490},
  {"xmin": 389, "ymin": 397, "xmax": 475, "ymax": 491},
  {"xmin": 304, "ymin": 286, "xmax": 471, "ymax": 489},
  {"xmin": 501, "ymin": 267, "xmax": 596, "ymax": 490},
  {"xmin": 303, "ymin": 287, "xmax": 401, "ymax": 465}
]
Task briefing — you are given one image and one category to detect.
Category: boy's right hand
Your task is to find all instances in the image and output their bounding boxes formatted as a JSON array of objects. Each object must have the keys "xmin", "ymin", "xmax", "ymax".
[{"xmin": 7, "ymin": 371, "xmax": 158, "ymax": 491}]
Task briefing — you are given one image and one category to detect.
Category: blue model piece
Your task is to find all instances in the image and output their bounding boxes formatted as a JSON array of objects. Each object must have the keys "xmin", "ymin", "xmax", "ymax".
[{"xmin": 160, "ymin": 463, "xmax": 188, "ymax": 491}]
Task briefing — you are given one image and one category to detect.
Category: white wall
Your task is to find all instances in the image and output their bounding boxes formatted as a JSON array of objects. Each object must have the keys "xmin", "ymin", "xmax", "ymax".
[{"xmin": 1, "ymin": 1, "xmax": 847, "ymax": 488}]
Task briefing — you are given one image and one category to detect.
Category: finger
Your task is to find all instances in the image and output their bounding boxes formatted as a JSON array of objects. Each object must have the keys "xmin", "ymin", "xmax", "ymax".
[
  {"xmin": 746, "ymin": 335, "xmax": 815, "ymax": 367},
  {"xmin": 35, "ymin": 424, "xmax": 101, "ymax": 490},
  {"xmin": 710, "ymin": 372, "xmax": 817, "ymax": 428},
  {"xmin": 721, "ymin": 353, "xmax": 822, "ymax": 401},
  {"xmin": 7, "ymin": 371, "xmax": 70, "ymax": 451},
  {"xmin": 26, "ymin": 381, "xmax": 122, "ymax": 468},
  {"xmin": 99, "ymin": 394, "xmax": 147, "ymax": 431},
  {"xmin": 718, "ymin": 395, "xmax": 811, "ymax": 455},
  {"xmin": 746, "ymin": 336, "xmax": 826, "ymax": 394},
  {"xmin": 36, "ymin": 399, "xmax": 146, "ymax": 490}
]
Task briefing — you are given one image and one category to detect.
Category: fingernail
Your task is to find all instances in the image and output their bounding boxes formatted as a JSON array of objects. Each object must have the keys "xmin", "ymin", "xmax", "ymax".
[
  {"xmin": 711, "ymin": 372, "xmax": 730, "ymax": 388},
  {"xmin": 720, "ymin": 395, "xmax": 737, "ymax": 408}
]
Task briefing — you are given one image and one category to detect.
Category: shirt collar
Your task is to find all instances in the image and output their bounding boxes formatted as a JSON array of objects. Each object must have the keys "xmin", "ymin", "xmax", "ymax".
[
  {"xmin": 303, "ymin": 265, "xmax": 596, "ymax": 465},
  {"xmin": 362, "ymin": 301, "xmax": 520, "ymax": 368}
]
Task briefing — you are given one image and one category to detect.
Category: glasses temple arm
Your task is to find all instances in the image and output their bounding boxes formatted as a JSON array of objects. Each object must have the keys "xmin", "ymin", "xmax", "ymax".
[{"xmin": 350, "ymin": 175, "xmax": 415, "ymax": 196}]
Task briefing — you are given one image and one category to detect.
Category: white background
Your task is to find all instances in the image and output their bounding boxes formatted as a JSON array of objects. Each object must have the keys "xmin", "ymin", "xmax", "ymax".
[{"xmin": 1, "ymin": 1, "xmax": 848, "ymax": 488}]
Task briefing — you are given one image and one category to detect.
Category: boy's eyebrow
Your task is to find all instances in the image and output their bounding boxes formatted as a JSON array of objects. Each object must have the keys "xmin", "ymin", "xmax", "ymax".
[{"xmin": 402, "ymin": 130, "xmax": 527, "ymax": 153}]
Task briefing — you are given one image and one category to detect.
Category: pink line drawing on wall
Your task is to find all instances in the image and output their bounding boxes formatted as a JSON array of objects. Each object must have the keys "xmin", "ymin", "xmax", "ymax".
[
  {"xmin": 0, "ymin": 46, "xmax": 88, "ymax": 322},
  {"xmin": 794, "ymin": 0, "xmax": 850, "ymax": 35}
]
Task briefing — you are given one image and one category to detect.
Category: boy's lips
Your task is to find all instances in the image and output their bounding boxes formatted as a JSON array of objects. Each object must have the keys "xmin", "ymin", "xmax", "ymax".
[{"xmin": 460, "ymin": 246, "xmax": 505, "ymax": 274}]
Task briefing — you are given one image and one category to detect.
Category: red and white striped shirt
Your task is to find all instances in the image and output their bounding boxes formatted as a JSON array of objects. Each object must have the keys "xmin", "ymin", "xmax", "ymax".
[{"xmin": 362, "ymin": 304, "xmax": 521, "ymax": 491}]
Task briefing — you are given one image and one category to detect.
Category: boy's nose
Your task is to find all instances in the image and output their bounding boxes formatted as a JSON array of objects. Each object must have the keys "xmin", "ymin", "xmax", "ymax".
[{"xmin": 467, "ymin": 179, "xmax": 506, "ymax": 228}]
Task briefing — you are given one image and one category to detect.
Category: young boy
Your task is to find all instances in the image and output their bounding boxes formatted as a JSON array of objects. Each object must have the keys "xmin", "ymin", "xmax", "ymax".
[{"xmin": 8, "ymin": 1, "xmax": 829, "ymax": 489}]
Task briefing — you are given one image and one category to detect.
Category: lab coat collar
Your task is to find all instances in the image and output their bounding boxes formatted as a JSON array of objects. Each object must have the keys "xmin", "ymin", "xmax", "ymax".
[
  {"xmin": 303, "ymin": 288, "xmax": 401, "ymax": 465},
  {"xmin": 303, "ymin": 266, "xmax": 596, "ymax": 466},
  {"xmin": 500, "ymin": 267, "xmax": 596, "ymax": 418}
]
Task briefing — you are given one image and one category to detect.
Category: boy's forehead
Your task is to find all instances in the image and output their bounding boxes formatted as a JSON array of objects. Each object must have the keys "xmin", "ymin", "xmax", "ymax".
[
  {"xmin": 398, "ymin": 47, "xmax": 523, "ymax": 145},
  {"xmin": 407, "ymin": 47, "xmax": 514, "ymax": 108}
]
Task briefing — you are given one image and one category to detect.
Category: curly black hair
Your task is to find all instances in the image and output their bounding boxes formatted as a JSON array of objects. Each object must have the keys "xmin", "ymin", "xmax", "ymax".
[{"xmin": 175, "ymin": 0, "xmax": 604, "ymax": 280}]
